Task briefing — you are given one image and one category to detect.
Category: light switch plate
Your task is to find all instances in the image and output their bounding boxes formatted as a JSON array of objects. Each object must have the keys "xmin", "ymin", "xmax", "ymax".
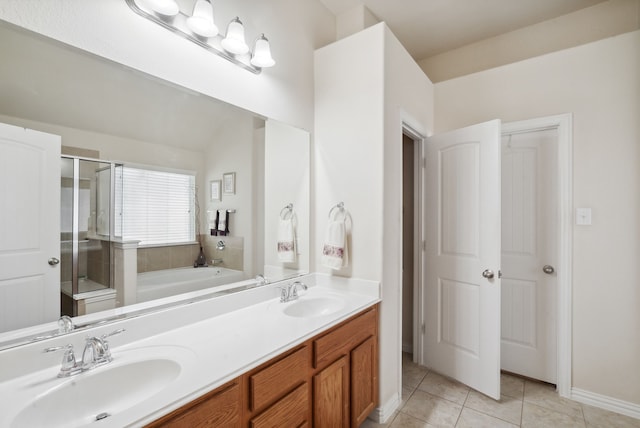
[{"xmin": 576, "ymin": 208, "xmax": 592, "ymax": 225}]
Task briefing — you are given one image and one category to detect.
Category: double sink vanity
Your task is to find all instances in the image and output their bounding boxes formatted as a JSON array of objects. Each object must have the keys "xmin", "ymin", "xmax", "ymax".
[{"xmin": 0, "ymin": 274, "xmax": 380, "ymax": 427}]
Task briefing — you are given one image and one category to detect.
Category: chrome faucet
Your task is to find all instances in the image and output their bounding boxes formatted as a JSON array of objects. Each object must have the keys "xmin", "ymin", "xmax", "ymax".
[
  {"xmin": 82, "ymin": 328, "xmax": 125, "ymax": 370},
  {"xmin": 280, "ymin": 281, "xmax": 308, "ymax": 302},
  {"xmin": 82, "ymin": 336, "xmax": 110, "ymax": 370},
  {"xmin": 44, "ymin": 328, "xmax": 125, "ymax": 377}
]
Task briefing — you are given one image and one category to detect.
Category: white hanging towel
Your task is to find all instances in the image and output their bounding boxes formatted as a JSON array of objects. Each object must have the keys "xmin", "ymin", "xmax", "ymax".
[
  {"xmin": 277, "ymin": 217, "xmax": 296, "ymax": 262},
  {"xmin": 321, "ymin": 214, "xmax": 348, "ymax": 270},
  {"xmin": 217, "ymin": 209, "xmax": 226, "ymax": 235}
]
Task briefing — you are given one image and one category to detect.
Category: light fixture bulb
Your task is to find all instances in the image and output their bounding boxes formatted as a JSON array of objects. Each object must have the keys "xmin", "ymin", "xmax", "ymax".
[
  {"xmin": 186, "ymin": 0, "xmax": 218, "ymax": 38},
  {"xmin": 143, "ymin": 0, "xmax": 179, "ymax": 16},
  {"xmin": 221, "ymin": 17, "xmax": 249, "ymax": 55},
  {"xmin": 251, "ymin": 34, "xmax": 275, "ymax": 68}
]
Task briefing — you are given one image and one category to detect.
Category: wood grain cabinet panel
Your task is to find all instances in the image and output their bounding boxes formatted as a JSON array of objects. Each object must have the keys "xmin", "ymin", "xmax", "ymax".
[
  {"xmin": 314, "ymin": 307, "xmax": 376, "ymax": 369},
  {"xmin": 313, "ymin": 356, "xmax": 349, "ymax": 428},
  {"xmin": 351, "ymin": 336, "xmax": 378, "ymax": 427},
  {"xmin": 249, "ymin": 345, "xmax": 309, "ymax": 412},
  {"xmin": 145, "ymin": 380, "xmax": 241, "ymax": 428},
  {"xmin": 249, "ymin": 383, "xmax": 309, "ymax": 428}
]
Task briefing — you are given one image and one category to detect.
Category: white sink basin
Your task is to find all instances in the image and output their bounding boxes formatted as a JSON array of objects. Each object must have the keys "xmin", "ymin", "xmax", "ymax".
[
  {"xmin": 283, "ymin": 296, "xmax": 345, "ymax": 318},
  {"xmin": 11, "ymin": 348, "xmax": 190, "ymax": 428}
]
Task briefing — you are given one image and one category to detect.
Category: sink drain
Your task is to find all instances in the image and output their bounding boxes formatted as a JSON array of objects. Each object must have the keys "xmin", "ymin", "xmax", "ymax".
[{"xmin": 96, "ymin": 412, "xmax": 111, "ymax": 421}]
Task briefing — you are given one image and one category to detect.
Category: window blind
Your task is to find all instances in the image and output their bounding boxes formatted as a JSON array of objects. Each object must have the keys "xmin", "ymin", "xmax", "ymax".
[{"xmin": 114, "ymin": 166, "xmax": 195, "ymax": 246}]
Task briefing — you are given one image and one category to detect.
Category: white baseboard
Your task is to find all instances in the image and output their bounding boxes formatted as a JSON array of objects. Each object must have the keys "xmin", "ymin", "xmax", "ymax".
[
  {"xmin": 572, "ymin": 388, "xmax": 640, "ymax": 420},
  {"xmin": 368, "ymin": 392, "xmax": 400, "ymax": 424}
]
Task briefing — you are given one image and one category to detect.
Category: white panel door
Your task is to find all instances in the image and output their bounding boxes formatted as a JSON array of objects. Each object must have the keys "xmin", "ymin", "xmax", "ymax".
[
  {"xmin": 0, "ymin": 123, "xmax": 61, "ymax": 333},
  {"xmin": 424, "ymin": 119, "xmax": 501, "ymax": 400},
  {"xmin": 501, "ymin": 129, "xmax": 557, "ymax": 383}
]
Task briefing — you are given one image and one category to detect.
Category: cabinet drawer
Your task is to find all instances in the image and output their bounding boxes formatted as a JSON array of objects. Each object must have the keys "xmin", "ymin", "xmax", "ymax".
[
  {"xmin": 314, "ymin": 306, "xmax": 377, "ymax": 368},
  {"xmin": 250, "ymin": 383, "xmax": 309, "ymax": 428},
  {"xmin": 249, "ymin": 345, "xmax": 309, "ymax": 412},
  {"xmin": 146, "ymin": 379, "xmax": 241, "ymax": 427}
]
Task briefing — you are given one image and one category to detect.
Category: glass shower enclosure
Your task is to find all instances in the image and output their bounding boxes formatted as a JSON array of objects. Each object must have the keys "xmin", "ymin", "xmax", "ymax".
[{"xmin": 60, "ymin": 156, "xmax": 120, "ymax": 317}]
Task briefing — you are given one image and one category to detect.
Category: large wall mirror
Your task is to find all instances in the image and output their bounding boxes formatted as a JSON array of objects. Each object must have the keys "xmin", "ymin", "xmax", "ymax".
[{"xmin": 0, "ymin": 21, "xmax": 309, "ymax": 348}]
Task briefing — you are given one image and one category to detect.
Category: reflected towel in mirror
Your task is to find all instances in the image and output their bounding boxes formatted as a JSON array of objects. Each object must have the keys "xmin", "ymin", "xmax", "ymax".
[
  {"xmin": 217, "ymin": 209, "xmax": 229, "ymax": 236},
  {"xmin": 277, "ymin": 217, "xmax": 296, "ymax": 262}
]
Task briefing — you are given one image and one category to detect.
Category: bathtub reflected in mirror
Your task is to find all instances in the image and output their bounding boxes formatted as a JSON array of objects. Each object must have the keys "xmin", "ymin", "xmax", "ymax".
[{"xmin": 0, "ymin": 21, "xmax": 310, "ymax": 349}]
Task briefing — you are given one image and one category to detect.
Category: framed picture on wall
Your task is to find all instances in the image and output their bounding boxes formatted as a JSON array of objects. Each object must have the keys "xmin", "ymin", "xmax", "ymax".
[
  {"xmin": 223, "ymin": 172, "xmax": 236, "ymax": 194},
  {"xmin": 210, "ymin": 180, "xmax": 221, "ymax": 201}
]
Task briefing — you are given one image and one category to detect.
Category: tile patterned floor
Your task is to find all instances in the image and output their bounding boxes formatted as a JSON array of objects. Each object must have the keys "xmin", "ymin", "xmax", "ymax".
[{"xmin": 362, "ymin": 354, "xmax": 640, "ymax": 428}]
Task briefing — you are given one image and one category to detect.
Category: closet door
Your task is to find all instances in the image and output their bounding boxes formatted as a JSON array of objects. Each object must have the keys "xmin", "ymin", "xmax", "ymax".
[
  {"xmin": 423, "ymin": 119, "xmax": 501, "ymax": 400},
  {"xmin": 0, "ymin": 122, "xmax": 61, "ymax": 332}
]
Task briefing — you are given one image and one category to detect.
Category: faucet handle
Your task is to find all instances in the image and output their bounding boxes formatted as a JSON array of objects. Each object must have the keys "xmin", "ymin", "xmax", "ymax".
[
  {"xmin": 278, "ymin": 286, "xmax": 289, "ymax": 302},
  {"xmin": 101, "ymin": 328, "xmax": 125, "ymax": 341},
  {"xmin": 44, "ymin": 344, "xmax": 77, "ymax": 377},
  {"xmin": 98, "ymin": 328, "xmax": 125, "ymax": 362}
]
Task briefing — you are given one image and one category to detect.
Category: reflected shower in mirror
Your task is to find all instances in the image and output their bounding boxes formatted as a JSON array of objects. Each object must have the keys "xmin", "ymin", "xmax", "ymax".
[{"xmin": 0, "ymin": 21, "xmax": 310, "ymax": 346}]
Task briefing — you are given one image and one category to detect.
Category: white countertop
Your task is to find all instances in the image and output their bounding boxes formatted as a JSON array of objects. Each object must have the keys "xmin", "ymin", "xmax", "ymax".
[{"xmin": 0, "ymin": 273, "xmax": 380, "ymax": 428}]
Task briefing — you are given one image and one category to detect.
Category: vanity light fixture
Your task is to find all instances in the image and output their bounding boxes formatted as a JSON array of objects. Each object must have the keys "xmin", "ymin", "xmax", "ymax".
[
  {"xmin": 221, "ymin": 17, "xmax": 249, "ymax": 55},
  {"xmin": 251, "ymin": 34, "xmax": 276, "ymax": 68},
  {"xmin": 144, "ymin": 0, "xmax": 179, "ymax": 16},
  {"xmin": 186, "ymin": 0, "xmax": 218, "ymax": 38},
  {"xmin": 125, "ymin": 0, "xmax": 275, "ymax": 74}
]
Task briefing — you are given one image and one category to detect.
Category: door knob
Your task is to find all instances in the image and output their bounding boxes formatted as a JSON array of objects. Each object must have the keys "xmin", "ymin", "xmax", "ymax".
[
  {"xmin": 482, "ymin": 269, "xmax": 494, "ymax": 279},
  {"xmin": 543, "ymin": 265, "xmax": 555, "ymax": 274},
  {"xmin": 48, "ymin": 257, "xmax": 60, "ymax": 266}
]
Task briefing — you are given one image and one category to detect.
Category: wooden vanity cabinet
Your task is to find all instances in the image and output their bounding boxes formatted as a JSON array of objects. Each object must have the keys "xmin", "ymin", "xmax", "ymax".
[
  {"xmin": 147, "ymin": 304, "xmax": 378, "ymax": 428},
  {"xmin": 244, "ymin": 345, "xmax": 312, "ymax": 427},
  {"xmin": 312, "ymin": 305, "xmax": 378, "ymax": 427},
  {"xmin": 146, "ymin": 378, "xmax": 241, "ymax": 428}
]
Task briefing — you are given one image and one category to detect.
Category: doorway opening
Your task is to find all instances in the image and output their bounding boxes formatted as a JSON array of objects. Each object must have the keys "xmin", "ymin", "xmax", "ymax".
[{"xmin": 405, "ymin": 114, "xmax": 572, "ymax": 398}]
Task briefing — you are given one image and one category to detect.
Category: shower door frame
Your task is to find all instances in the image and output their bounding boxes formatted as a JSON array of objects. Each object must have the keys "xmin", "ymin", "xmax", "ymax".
[{"xmin": 61, "ymin": 155, "xmax": 119, "ymax": 316}]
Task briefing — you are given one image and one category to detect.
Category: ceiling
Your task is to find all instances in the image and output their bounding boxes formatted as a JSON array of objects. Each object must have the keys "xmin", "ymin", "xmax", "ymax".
[
  {"xmin": 318, "ymin": 0, "xmax": 607, "ymax": 61},
  {"xmin": 0, "ymin": 22, "xmax": 251, "ymax": 152}
]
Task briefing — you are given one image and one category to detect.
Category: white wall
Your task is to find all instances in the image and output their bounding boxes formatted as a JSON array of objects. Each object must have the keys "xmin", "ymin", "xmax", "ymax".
[
  {"xmin": 419, "ymin": 0, "xmax": 640, "ymax": 82},
  {"xmin": 435, "ymin": 30, "xmax": 640, "ymax": 407},
  {"xmin": 0, "ymin": 0, "xmax": 335, "ymax": 132},
  {"xmin": 264, "ymin": 119, "xmax": 310, "ymax": 277},
  {"xmin": 315, "ymin": 23, "xmax": 434, "ymax": 421},
  {"xmin": 203, "ymin": 113, "xmax": 256, "ymax": 274},
  {"xmin": 0, "ymin": 114, "xmax": 204, "ymax": 173}
]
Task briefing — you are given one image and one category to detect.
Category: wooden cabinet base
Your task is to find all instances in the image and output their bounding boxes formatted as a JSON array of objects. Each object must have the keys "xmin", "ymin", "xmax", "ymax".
[{"xmin": 148, "ymin": 304, "xmax": 378, "ymax": 427}]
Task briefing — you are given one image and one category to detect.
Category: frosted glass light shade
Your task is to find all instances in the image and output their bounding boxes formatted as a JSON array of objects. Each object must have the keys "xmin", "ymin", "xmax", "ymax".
[
  {"xmin": 186, "ymin": 0, "xmax": 218, "ymax": 38},
  {"xmin": 221, "ymin": 17, "xmax": 249, "ymax": 55},
  {"xmin": 144, "ymin": 0, "xmax": 179, "ymax": 16},
  {"xmin": 251, "ymin": 34, "xmax": 275, "ymax": 67}
]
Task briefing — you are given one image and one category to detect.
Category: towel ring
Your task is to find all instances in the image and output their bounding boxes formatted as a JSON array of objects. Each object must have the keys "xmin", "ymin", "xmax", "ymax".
[
  {"xmin": 280, "ymin": 203, "xmax": 294, "ymax": 220},
  {"xmin": 328, "ymin": 202, "xmax": 345, "ymax": 218}
]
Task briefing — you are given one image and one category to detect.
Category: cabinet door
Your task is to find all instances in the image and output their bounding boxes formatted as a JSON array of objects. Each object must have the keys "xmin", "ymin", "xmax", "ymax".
[
  {"xmin": 313, "ymin": 356, "xmax": 349, "ymax": 427},
  {"xmin": 147, "ymin": 380, "xmax": 241, "ymax": 427},
  {"xmin": 351, "ymin": 336, "xmax": 377, "ymax": 426}
]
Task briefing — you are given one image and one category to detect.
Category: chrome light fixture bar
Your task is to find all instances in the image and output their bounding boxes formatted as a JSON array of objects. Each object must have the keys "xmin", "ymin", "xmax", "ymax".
[{"xmin": 125, "ymin": 0, "xmax": 275, "ymax": 74}]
